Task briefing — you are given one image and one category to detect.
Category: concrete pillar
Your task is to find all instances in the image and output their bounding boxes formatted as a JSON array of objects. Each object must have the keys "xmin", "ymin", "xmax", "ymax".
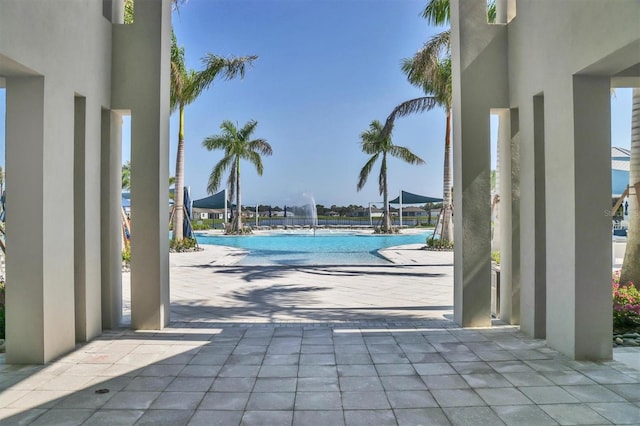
[
  {"xmin": 497, "ymin": 109, "xmax": 520, "ymax": 324},
  {"xmin": 101, "ymin": 109, "xmax": 123, "ymax": 329},
  {"xmin": 74, "ymin": 96, "xmax": 87, "ymax": 341},
  {"xmin": 74, "ymin": 97, "xmax": 103, "ymax": 342},
  {"xmin": 453, "ymin": 102, "xmax": 492, "ymax": 327},
  {"xmin": 451, "ymin": 0, "xmax": 508, "ymax": 327},
  {"xmin": 548, "ymin": 76, "xmax": 611, "ymax": 359},
  {"xmin": 112, "ymin": 0, "xmax": 171, "ymax": 329},
  {"xmin": 520, "ymin": 96, "xmax": 547, "ymax": 338},
  {"xmin": 6, "ymin": 76, "xmax": 76, "ymax": 363}
]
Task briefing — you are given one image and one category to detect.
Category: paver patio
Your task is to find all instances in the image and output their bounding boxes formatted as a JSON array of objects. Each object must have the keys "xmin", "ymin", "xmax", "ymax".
[{"xmin": 1, "ymin": 245, "xmax": 638, "ymax": 425}]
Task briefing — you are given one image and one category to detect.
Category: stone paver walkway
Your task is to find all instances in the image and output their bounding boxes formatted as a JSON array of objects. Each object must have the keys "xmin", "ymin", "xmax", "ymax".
[{"xmin": 0, "ymin": 244, "xmax": 638, "ymax": 425}]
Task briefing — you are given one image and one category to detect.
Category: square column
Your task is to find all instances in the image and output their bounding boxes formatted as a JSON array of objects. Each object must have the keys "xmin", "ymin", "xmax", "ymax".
[
  {"xmin": 520, "ymin": 96, "xmax": 547, "ymax": 338},
  {"xmin": 74, "ymin": 97, "xmax": 103, "ymax": 342},
  {"xmin": 452, "ymin": 103, "xmax": 492, "ymax": 327},
  {"xmin": 541, "ymin": 77, "xmax": 612, "ymax": 360},
  {"xmin": 101, "ymin": 110, "xmax": 123, "ymax": 329},
  {"xmin": 6, "ymin": 76, "xmax": 76, "ymax": 363},
  {"xmin": 451, "ymin": 0, "xmax": 509, "ymax": 327},
  {"xmin": 112, "ymin": 0, "xmax": 171, "ymax": 329},
  {"xmin": 497, "ymin": 108, "xmax": 520, "ymax": 324}
]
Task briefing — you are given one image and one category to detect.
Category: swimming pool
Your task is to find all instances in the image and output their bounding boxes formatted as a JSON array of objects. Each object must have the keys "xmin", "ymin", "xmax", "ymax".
[{"xmin": 195, "ymin": 230, "xmax": 431, "ymax": 265}]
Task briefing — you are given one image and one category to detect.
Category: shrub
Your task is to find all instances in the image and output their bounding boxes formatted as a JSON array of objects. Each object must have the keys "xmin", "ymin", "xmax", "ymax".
[
  {"xmin": 191, "ymin": 222, "xmax": 210, "ymax": 230},
  {"xmin": 612, "ymin": 271, "xmax": 640, "ymax": 332},
  {"xmin": 491, "ymin": 250, "xmax": 501, "ymax": 264},
  {"xmin": 170, "ymin": 237, "xmax": 199, "ymax": 252},
  {"xmin": 122, "ymin": 245, "xmax": 131, "ymax": 264},
  {"xmin": 426, "ymin": 237, "xmax": 453, "ymax": 250}
]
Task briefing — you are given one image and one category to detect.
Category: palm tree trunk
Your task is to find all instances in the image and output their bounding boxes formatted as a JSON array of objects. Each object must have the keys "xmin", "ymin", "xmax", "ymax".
[
  {"xmin": 236, "ymin": 157, "xmax": 242, "ymax": 232},
  {"xmin": 441, "ymin": 109, "xmax": 454, "ymax": 242},
  {"xmin": 382, "ymin": 155, "xmax": 391, "ymax": 232},
  {"xmin": 172, "ymin": 104, "xmax": 186, "ymax": 241},
  {"xmin": 620, "ymin": 88, "xmax": 640, "ymax": 286}
]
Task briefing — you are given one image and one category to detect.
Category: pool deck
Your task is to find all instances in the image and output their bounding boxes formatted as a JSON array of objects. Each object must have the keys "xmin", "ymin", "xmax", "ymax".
[{"xmin": 1, "ymin": 244, "xmax": 638, "ymax": 425}]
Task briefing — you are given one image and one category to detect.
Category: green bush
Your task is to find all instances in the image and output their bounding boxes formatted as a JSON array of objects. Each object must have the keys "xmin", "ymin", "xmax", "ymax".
[
  {"xmin": 426, "ymin": 237, "xmax": 453, "ymax": 249},
  {"xmin": 122, "ymin": 245, "xmax": 131, "ymax": 264},
  {"xmin": 170, "ymin": 237, "xmax": 198, "ymax": 252},
  {"xmin": 491, "ymin": 251, "xmax": 501, "ymax": 264},
  {"xmin": 191, "ymin": 222, "xmax": 210, "ymax": 230}
]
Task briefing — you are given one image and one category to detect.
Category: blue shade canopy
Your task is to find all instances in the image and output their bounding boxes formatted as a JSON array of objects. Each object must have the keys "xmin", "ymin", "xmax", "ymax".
[
  {"xmin": 390, "ymin": 190, "xmax": 443, "ymax": 205},
  {"xmin": 192, "ymin": 190, "xmax": 233, "ymax": 209}
]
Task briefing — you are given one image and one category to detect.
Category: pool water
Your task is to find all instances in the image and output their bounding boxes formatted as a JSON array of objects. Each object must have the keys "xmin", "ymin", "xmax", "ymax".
[{"xmin": 195, "ymin": 230, "xmax": 431, "ymax": 265}]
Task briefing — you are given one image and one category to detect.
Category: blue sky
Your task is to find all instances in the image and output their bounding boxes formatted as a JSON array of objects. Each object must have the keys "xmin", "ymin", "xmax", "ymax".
[{"xmin": 0, "ymin": 0, "xmax": 634, "ymax": 207}]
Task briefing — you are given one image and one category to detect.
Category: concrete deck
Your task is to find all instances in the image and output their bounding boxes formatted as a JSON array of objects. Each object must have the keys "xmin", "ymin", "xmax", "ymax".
[{"xmin": 0, "ymin": 245, "xmax": 638, "ymax": 425}]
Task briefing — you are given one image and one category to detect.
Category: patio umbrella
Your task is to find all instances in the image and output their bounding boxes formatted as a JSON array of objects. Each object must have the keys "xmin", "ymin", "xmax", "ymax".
[
  {"xmin": 0, "ymin": 190, "xmax": 5, "ymax": 222},
  {"xmin": 183, "ymin": 186, "xmax": 193, "ymax": 239}
]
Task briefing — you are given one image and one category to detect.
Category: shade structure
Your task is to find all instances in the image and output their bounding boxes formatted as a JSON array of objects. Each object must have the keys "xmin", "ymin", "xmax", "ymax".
[
  {"xmin": 192, "ymin": 190, "xmax": 232, "ymax": 209},
  {"xmin": 390, "ymin": 190, "xmax": 442, "ymax": 204}
]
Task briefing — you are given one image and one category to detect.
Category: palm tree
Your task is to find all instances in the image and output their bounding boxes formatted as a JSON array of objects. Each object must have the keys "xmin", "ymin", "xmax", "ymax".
[
  {"xmin": 379, "ymin": 0, "xmax": 495, "ymax": 244},
  {"xmin": 380, "ymin": 52, "xmax": 452, "ymax": 242},
  {"xmin": 122, "ymin": 161, "xmax": 131, "ymax": 190},
  {"xmin": 171, "ymin": 33, "xmax": 257, "ymax": 242},
  {"xmin": 620, "ymin": 88, "xmax": 640, "ymax": 286},
  {"xmin": 357, "ymin": 120, "xmax": 425, "ymax": 233},
  {"xmin": 379, "ymin": 0, "xmax": 454, "ymax": 242},
  {"xmin": 202, "ymin": 120, "xmax": 272, "ymax": 234},
  {"xmin": 123, "ymin": 0, "xmax": 256, "ymax": 242}
]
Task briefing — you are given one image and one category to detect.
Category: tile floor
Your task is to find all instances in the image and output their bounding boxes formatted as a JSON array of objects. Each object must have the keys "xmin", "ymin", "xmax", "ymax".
[{"xmin": 0, "ymin": 244, "xmax": 637, "ymax": 425}]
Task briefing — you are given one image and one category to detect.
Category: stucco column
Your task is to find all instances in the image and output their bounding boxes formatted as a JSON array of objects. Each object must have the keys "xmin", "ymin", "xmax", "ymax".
[
  {"xmin": 6, "ymin": 76, "xmax": 76, "ymax": 363},
  {"xmin": 497, "ymin": 109, "xmax": 520, "ymax": 324},
  {"xmin": 520, "ymin": 97, "xmax": 547, "ymax": 338},
  {"xmin": 112, "ymin": 0, "xmax": 171, "ymax": 329},
  {"xmin": 101, "ymin": 109, "xmax": 123, "ymax": 329},
  {"xmin": 542, "ymin": 77, "xmax": 612, "ymax": 360},
  {"xmin": 451, "ymin": 0, "xmax": 508, "ymax": 327},
  {"xmin": 73, "ymin": 97, "xmax": 103, "ymax": 342},
  {"xmin": 452, "ymin": 103, "xmax": 492, "ymax": 327}
]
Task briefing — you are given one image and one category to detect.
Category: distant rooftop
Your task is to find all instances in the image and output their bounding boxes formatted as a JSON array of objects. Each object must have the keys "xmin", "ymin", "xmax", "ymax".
[{"xmin": 612, "ymin": 146, "xmax": 630, "ymax": 172}]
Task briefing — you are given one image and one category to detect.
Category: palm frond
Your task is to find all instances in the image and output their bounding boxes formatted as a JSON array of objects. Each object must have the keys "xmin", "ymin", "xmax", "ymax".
[
  {"xmin": 239, "ymin": 119, "xmax": 259, "ymax": 141},
  {"xmin": 193, "ymin": 54, "xmax": 257, "ymax": 99},
  {"xmin": 247, "ymin": 139, "xmax": 273, "ymax": 156},
  {"xmin": 202, "ymin": 134, "xmax": 232, "ymax": 151},
  {"xmin": 357, "ymin": 153, "xmax": 379, "ymax": 191},
  {"xmin": 389, "ymin": 146, "xmax": 426, "ymax": 165},
  {"xmin": 207, "ymin": 155, "xmax": 233, "ymax": 194},
  {"xmin": 246, "ymin": 151, "xmax": 264, "ymax": 176},
  {"xmin": 404, "ymin": 30, "xmax": 450, "ymax": 85},
  {"xmin": 219, "ymin": 120, "xmax": 238, "ymax": 139},
  {"xmin": 403, "ymin": 51, "xmax": 451, "ymax": 108},
  {"xmin": 421, "ymin": 0, "xmax": 450, "ymax": 26},
  {"xmin": 380, "ymin": 96, "xmax": 437, "ymax": 142},
  {"xmin": 227, "ymin": 160, "xmax": 237, "ymax": 201},
  {"xmin": 488, "ymin": 0, "xmax": 497, "ymax": 23},
  {"xmin": 360, "ymin": 120, "xmax": 386, "ymax": 154},
  {"xmin": 170, "ymin": 31, "xmax": 188, "ymax": 112}
]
